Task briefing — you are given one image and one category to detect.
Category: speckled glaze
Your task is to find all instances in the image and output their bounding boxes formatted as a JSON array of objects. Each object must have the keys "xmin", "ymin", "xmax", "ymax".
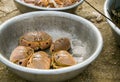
[
  {"xmin": 0, "ymin": 11, "xmax": 103, "ymax": 82},
  {"xmin": 104, "ymin": 0, "xmax": 120, "ymax": 46},
  {"xmin": 13, "ymin": 0, "xmax": 84, "ymax": 13}
]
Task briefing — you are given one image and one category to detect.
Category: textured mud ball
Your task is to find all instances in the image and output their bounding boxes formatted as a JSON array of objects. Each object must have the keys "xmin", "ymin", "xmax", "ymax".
[
  {"xmin": 10, "ymin": 46, "xmax": 34, "ymax": 66},
  {"xmin": 52, "ymin": 50, "xmax": 76, "ymax": 69},
  {"xmin": 19, "ymin": 31, "xmax": 52, "ymax": 51},
  {"xmin": 50, "ymin": 37, "xmax": 71, "ymax": 53},
  {"xmin": 27, "ymin": 51, "xmax": 51, "ymax": 69}
]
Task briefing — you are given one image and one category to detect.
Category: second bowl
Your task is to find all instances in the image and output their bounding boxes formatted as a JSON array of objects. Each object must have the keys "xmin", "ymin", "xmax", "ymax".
[{"xmin": 0, "ymin": 11, "xmax": 103, "ymax": 82}]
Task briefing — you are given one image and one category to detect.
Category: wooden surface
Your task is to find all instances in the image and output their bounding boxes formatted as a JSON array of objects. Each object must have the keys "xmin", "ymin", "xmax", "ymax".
[{"xmin": 0, "ymin": 0, "xmax": 120, "ymax": 82}]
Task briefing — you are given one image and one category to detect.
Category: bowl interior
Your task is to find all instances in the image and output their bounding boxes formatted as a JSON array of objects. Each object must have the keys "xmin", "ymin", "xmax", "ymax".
[
  {"xmin": 106, "ymin": 0, "xmax": 120, "ymax": 15},
  {"xmin": 15, "ymin": 0, "xmax": 84, "ymax": 10},
  {"xmin": 0, "ymin": 12, "xmax": 99, "ymax": 64},
  {"xmin": 104, "ymin": 0, "xmax": 120, "ymax": 35}
]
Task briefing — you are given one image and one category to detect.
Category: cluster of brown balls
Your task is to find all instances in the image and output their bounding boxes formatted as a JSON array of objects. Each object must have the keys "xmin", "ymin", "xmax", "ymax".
[{"xmin": 10, "ymin": 31, "xmax": 76, "ymax": 69}]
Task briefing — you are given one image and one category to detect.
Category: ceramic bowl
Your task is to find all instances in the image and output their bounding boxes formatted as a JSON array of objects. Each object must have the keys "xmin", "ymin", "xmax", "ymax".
[
  {"xmin": 0, "ymin": 11, "xmax": 103, "ymax": 82},
  {"xmin": 14, "ymin": 0, "xmax": 84, "ymax": 13},
  {"xmin": 104, "ymin": 0, "xmax": 120, "ymax": 45}
]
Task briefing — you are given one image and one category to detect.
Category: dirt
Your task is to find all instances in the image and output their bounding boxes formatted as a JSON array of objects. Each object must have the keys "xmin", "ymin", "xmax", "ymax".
[{"xmin": 0, "ymin": 0, "xmax": 120, "ymax": 82}]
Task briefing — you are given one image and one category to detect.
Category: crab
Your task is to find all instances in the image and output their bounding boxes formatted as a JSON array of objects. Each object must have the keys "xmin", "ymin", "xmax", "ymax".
[
  {"xmin": 50, "ymin": 37, "xmax": 71, "ymax": 53},
  {"xmin": 23, "ymin": 0, "xmax": 78, "ymax": 8},
  {"xmin": 19, "ymin": 31, "xmax": 52, "ymax": 51},
  {"xmin": 10, "ymin": 46, "xmax": 34, "ymax": 66},
  {"xmin": 35, "ymin": 0, "xmax": 49, "ymax": 7},
  {"xmin": 27, "ymin": 51, "xmax": 51, "ymax": 69},
  {"xmin": 55, "ymin": 0, "xmax": 76, "ymax": 7},
  {"xmin": 51, "ymin": 50, "xmax": 76, "ymax": 69}
]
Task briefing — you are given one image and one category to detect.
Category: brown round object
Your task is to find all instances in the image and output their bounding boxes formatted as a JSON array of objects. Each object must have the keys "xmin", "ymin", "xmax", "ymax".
[
  {"xmin": 50, "ymin": 37, "xmax": 70, "ymax": 53},
  {"xmin": 27, "ymin": 51, "xmax": 51, "ymax": 69},
  {"xmin": 35, "ymin": 0, "xmax": 49, "ymax": 7},
  {"xmin": 19, "ymin": 31, "xmax": 52, "ymax": 50},
  {"xmin": 10, "ymin": 46, "xmax": 34, "ymax": 66},
  {"xmin": 52, "ymin": 50, "xmax": 76, "ymax": 69}
]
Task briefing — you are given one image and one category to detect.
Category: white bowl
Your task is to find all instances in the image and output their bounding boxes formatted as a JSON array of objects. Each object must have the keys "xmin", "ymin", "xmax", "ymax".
[
  {"xmin": 0, "ymin": 11, "xmax": 103, "ymax": 82},
  {"xmin": 14, "ymin": 0, "xmax": 84, "ymax": 13},
  {"xmin": 104, "ymin": 0, "xmax": 120, "ymax": 45}
]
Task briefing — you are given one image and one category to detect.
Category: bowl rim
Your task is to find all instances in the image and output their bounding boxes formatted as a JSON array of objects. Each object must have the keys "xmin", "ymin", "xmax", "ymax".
[
  {"xmin": 0, "ymin": 11, "xmax": 103, "ymax": 74},
  {"xmin": 14, "ymin": 0, "xmax": 84, "ymax": 10},
  {"xmin": 104, "ymin": 0, "xmax": 120, "ymax": 35}
]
